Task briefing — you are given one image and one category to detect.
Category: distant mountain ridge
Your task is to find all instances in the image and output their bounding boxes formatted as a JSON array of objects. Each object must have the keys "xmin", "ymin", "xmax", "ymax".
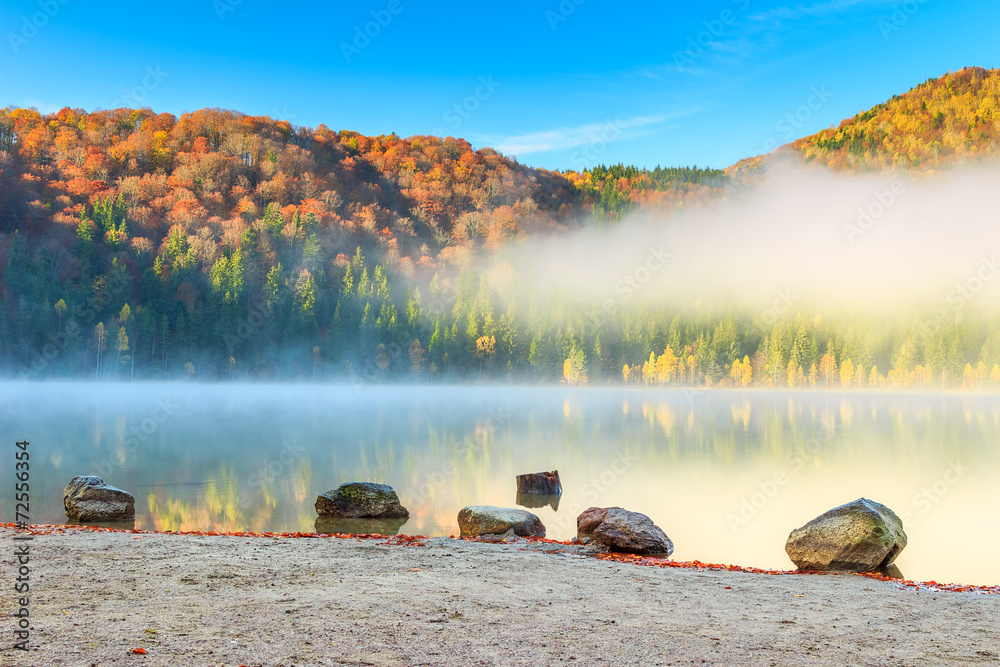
[{"xmin": 730, "ymin": 66, "xmax": 1000, "ymax": 176}]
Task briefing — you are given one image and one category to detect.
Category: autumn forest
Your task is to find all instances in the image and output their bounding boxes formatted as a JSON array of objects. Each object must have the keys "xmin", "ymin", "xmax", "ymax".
[{"xmin": 4, "ymin": 67, "xmax": 1000, "ymax": 390}]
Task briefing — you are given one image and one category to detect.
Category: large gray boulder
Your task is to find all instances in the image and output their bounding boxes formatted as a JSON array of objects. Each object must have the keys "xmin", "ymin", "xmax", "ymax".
[
  {"xmin": 64, "ymin": 476, "xmax": 135, "ymax": 522},
  {"xmin": 315, "ymin": 482, "xmax": 409, "ymax": 519},
  {"xmin": 785, "ymin": 498, "xmax": 907, "ymax": 573},
  {"xmin": 458, "ymin": 506, "xmax": 545, "ymax": 538},
  {"xmin": 577, "ymin": 507, "xmax": 674, "ymax": 556}
]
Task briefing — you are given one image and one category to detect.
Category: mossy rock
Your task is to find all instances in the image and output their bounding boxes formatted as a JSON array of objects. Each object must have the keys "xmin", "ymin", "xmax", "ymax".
[
  {"xmin": 315, "ymin": 482, "xmax": 409, "ymax": 519},
  {"xmin": 785, "ymin": 498, "xmax": 907, "ymax": 573}
]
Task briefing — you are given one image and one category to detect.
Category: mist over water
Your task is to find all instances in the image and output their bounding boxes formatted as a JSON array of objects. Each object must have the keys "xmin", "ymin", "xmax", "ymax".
[
  {"xmin": 3, "ymin": 381, "xmax": 999, "ymax": 586},
  {"xmin": 495, "ymin": 163, "xmax": 1000, "ymax": 315}
]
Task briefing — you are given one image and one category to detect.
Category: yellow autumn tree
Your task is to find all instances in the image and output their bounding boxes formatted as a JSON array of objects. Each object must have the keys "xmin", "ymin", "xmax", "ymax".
[
  {"xmin": 853, "ymin": 363, "xmax": 866, "ymax": 388},
  {"xmin": 730, "ymin": 355, "xmax": 752, "ymax": 388},
  {"xmin": 563, "ymin": 348, "xmax": 588, "ymax": 386},
  {"xmin": 840, "ymin": 358, "xmax": 854, "ymax": 388},
  {"xmin": 786, "ymin": 360, "xmax": 798, "ymax": 388},
  {"xmin": 642, "ymin": 352, "xmax": 656, "ymax": 385},
  {"xmin": 962, "ymin": 362, "xmax": 975, "ymax": 390},
  {"xmin": 655, "ymin": 345, "xmax": 678, "ymax": 385},
  {"xmin": 819, "ymin": 353, "xmax": 837, "ymax": 386}
]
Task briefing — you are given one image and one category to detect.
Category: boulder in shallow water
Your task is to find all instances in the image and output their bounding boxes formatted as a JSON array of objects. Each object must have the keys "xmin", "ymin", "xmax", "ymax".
[
  {"xmin": 577, "ymin": 507, "xmax": 674, "ymax": 556},
  {"xmin": 64, "ymin": 476, "xmax": 135, "ymax": 522},
  {"xmin": 785, "ymin": 498, "xmax": 907, "ymax": 573},
  {"xmin": 315, "ymin": 482, "xmax": 409, "ymax": 519},
  {"xmin": 458, "ymin": 506, "xmax": 545, "ymax": 538},
  {"xmin": 516, "ymin": 470, "xmax": 562, "ymax": 496}
]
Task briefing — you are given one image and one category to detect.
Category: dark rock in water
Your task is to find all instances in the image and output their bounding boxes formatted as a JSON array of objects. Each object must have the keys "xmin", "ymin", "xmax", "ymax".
[
  {"xmin": 64, "ymin": 476, "xmax": 135, "ymax": 522},
  {"xmin": 576, "ymin": 507, "xmax": 673, "ymax": 556},
  {"xmin": 516, "ymin": 470, "xmax": 562, "ymax": 496},
  {"xmin": 785, "ymin": 498, "xmax": 907, "ymax": 573},
  {"xmin": 315, "ymin": 482, "xmax": 409, "ymax": 519},
  {"xmin": 515, "ymin": 491, "xmax": 561, "ymax": 511},
  {"xmin": 458, "ymin": 505, "xmax": 545, "ymax": 538},
  {"xmin": 314, "ymin": 516, "xmax": 408, "ymax": 535}
]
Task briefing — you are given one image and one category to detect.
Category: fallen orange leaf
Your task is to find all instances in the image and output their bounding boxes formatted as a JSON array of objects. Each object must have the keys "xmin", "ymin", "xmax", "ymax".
[{"xmin": 130, "ymin": 648, "xmax": 147, "ymax": 654}]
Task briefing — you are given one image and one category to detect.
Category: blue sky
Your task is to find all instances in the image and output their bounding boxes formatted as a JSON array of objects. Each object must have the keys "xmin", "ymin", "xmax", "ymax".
[{"xmin": 1, "ymin": 0, "xmax": 997, "ymax": 171}]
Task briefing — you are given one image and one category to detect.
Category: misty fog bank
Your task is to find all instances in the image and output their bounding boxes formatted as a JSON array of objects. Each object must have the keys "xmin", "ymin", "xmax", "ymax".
[{"xmin": 494, "ymin": 162, "xmax": 1000, "ymax": 315}]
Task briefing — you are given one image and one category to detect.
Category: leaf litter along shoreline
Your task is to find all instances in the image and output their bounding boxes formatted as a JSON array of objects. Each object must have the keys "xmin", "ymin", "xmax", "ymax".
[
  {"xmin": 6, "ymin": 522, "xmax": 999, "ymax": 595},
  {"xmin": 2, "ymin": 524, "xmax": 999, "ymax": 666}
]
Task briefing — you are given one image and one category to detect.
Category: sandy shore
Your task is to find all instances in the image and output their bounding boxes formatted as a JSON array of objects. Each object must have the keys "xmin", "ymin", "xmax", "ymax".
[{"xmin": 2, "ymin": 526, "xmax": 999, "ymax": 667}]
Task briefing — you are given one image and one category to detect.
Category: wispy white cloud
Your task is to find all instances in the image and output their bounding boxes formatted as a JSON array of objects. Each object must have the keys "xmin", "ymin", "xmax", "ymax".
[{"xmin": 483, "ymin": 115, "xmax": 678, "ymax": 156}]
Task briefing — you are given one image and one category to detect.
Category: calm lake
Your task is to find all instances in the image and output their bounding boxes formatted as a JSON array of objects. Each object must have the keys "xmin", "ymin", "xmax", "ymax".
[{"xmin": 2, "ymin": 382, "xmax": 998, "ymax": 586}]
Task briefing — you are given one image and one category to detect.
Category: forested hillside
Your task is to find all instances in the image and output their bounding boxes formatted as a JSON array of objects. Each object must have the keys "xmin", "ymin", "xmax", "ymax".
[
  {"xmin": 3, "ymin": 67, "xmax": 1000, "ymax": 388},
  {"xmin": 0, "ymin": 105, "xmax": 724, "ymax": 381}
]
